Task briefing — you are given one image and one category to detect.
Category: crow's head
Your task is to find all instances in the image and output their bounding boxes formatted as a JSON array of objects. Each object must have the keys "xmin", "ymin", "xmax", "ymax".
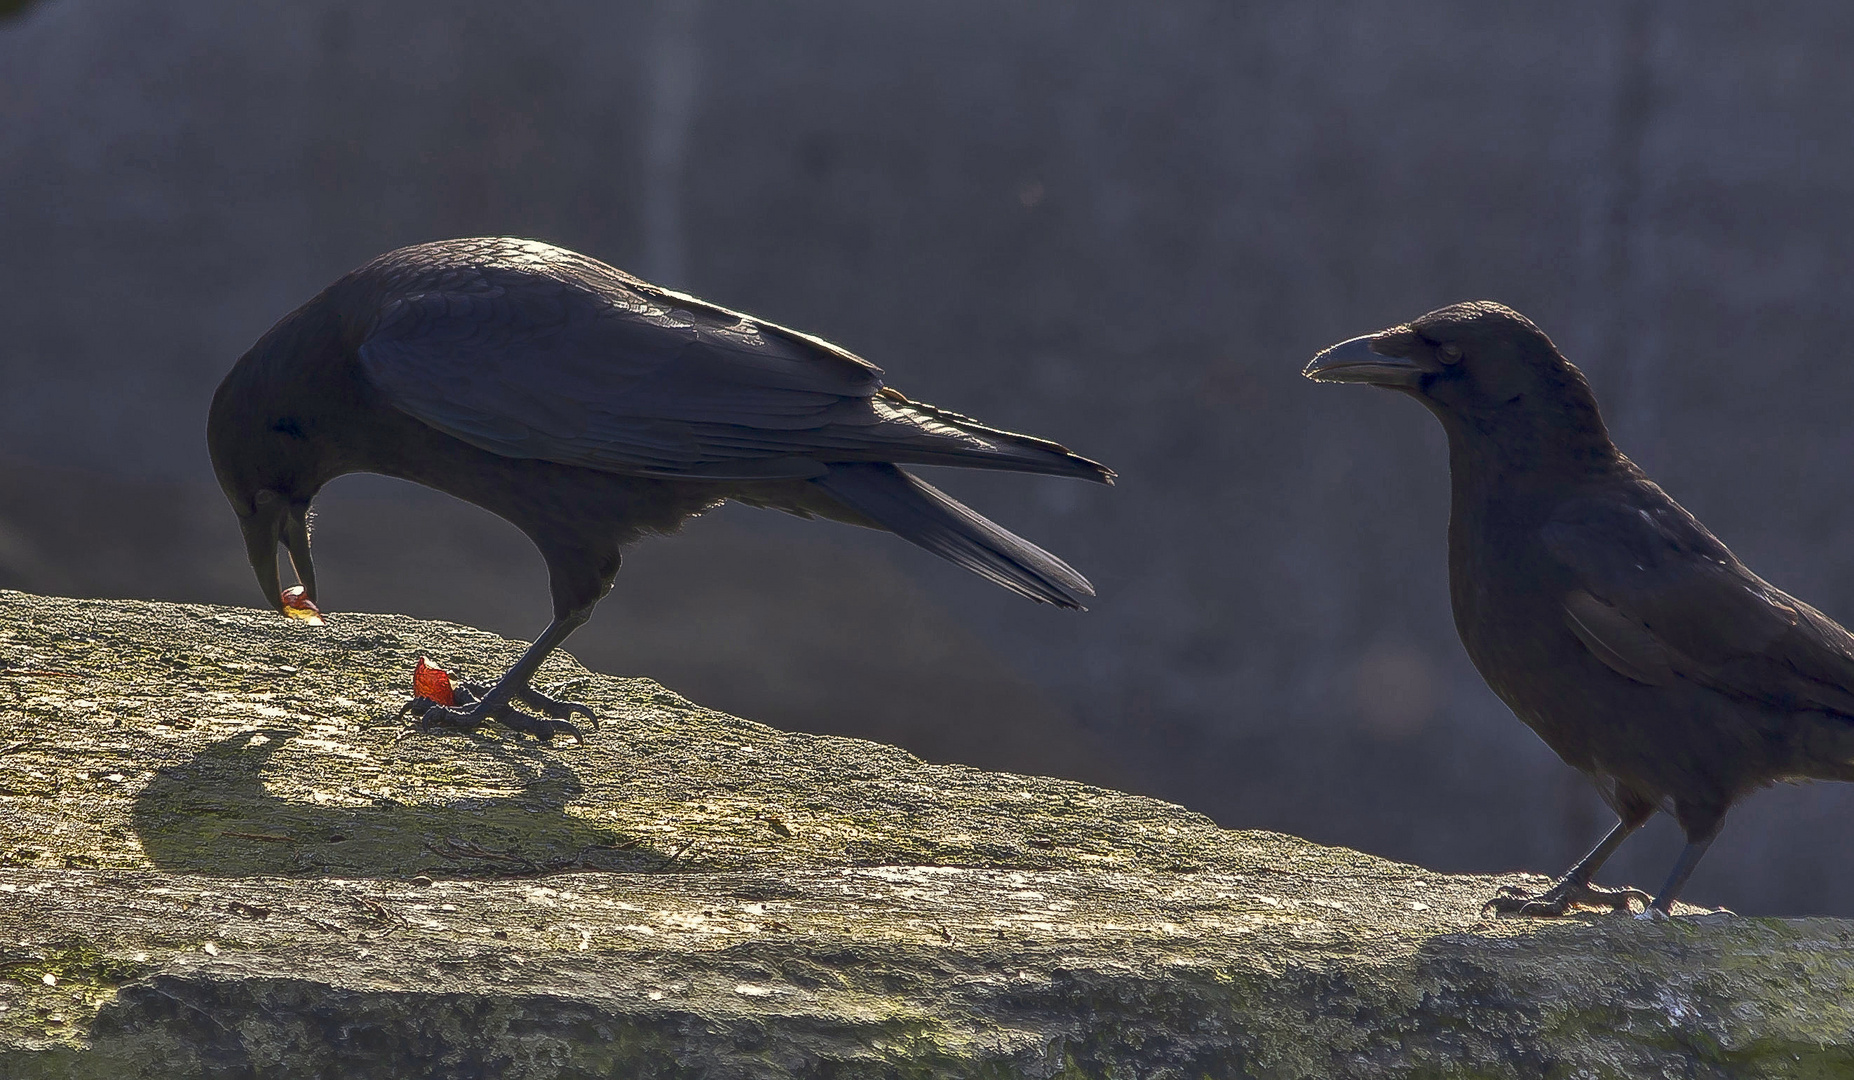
[
  {"xmin": 207, "ymin": 341, "xmax": 330, "ymax": 618},
  {"xmin": 1304, "ymin": 301, "xmax": 1615, "ymax": 467}
]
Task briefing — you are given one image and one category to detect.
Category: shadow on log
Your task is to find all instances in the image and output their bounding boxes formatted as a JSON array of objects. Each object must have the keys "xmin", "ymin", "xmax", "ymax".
[{"xmin": 131, "ymin": 729, "xmax": 671, "ymax": 878}]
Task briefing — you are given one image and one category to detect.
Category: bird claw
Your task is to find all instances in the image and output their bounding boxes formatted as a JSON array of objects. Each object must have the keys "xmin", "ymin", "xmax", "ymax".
[
  {"xmin": 395, "ymin": 692, "xmax": 587, "ymax": 746},
  {"xmin": 1483, "ymin": 879, "xmax": 1654, "ymax": 917},
  {"xmin": 471, "ymin": 681, "xmax": 599, "ymax": 731}
]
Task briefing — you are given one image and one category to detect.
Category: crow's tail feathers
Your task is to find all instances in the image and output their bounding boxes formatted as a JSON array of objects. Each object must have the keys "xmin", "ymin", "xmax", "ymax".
[
  {"xmin": 813, "ymin": 463, "xmax": 1096, "ymax": 609},
  {"xmin": 876, "ymin": 391, "xmax": 1116, "ymax": 484}
]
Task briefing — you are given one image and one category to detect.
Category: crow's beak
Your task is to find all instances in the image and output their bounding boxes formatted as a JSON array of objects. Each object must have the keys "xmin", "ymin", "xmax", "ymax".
[
  {"xmin": 282, "ymin": 501, "xmax": 316, "ymax": 604},
  {"xmin": 240, "ymin": 493, "xmax": 316, "ymax": 614},
  {"xmin": 240, "ymin": 501, "xmax": 284, "ymax": 612},
  {"xmin": 1303, "ymin": 334, "xmax": 1426, "ymax": 388}
]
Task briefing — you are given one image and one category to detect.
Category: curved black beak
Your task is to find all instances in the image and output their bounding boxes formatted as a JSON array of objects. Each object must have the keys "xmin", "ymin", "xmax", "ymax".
[
  {"xmin": 282, "ymin": 501, "xmax": 316, "ymax": 603},
  {"xmin": 239, "ymin": 493, "xmax": 316, "ymax": 613},
  {"xmin": 1303, "ymin": 334, "xmax": 1426, "ymax": 388}
]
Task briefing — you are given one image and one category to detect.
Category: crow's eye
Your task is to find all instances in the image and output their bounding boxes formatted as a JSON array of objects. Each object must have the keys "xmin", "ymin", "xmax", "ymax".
[{"xmin": 1438, "ymin": 343, "xmax": 1463, "ymax": 364}]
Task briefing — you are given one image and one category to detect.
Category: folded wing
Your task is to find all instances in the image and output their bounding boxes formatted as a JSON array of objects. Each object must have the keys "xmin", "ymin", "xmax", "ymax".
[
  {"xmin": 1543, "ymin": 493, "xmax": 1854, "ymax": 716},
  {"xmin": 356, "ymin": 250, "xmax": 1111, "ymax": 484}
]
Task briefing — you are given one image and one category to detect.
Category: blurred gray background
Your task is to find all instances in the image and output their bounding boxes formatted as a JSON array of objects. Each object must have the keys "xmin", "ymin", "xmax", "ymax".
[{"xmin": 5, "ymin": 0, "xmax": 1854, "ymax": 914}]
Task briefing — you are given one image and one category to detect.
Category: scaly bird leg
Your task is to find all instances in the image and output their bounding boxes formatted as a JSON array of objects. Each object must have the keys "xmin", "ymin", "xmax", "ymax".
[
  {"xmin": 1635, "ymin": 835, "xmax": 1722, "ymax": 920},
  {"xmin": 398, "ymin": 613, "xmax": 593, "ymax": 744},
  {"xmin": 1485, "ymin": 813, "xmax": 1654, "ymax": 917}
]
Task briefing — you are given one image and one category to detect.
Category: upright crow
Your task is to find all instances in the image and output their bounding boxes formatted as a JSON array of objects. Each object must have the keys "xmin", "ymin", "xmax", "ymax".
[
  {"xmin": 1306, "ymin": 301, "xmax": 1854, "ymax": 917},
  {"xmin": 209, "ymin": 238, "xmax": 1111, "ymax": 741}
]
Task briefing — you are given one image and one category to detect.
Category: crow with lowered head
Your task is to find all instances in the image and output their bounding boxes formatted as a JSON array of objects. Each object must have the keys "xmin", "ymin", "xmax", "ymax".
[
  {"xmin": 208, "ymin": 237, "xmax": 1112, "ymax": 743},
  {"xmin": 1305, "ymin": 300, "xmax": 1854, "ymax": 917}
]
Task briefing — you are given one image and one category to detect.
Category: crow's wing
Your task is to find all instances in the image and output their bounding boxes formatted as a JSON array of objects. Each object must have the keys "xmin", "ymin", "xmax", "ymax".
[
  {"xmin": 1542, "ymin": 492, "xmax": 1854, "ymax": 715},
  {"xmin": 357, "ymin": 254, "xmax": 1108, "ymax": 482},
  {"xmin": 1560, "ymin": 588, "xmax": 1674, "ymax": 686}
]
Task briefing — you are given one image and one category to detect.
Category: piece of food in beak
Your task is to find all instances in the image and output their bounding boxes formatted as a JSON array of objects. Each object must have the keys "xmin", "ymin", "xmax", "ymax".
[{"xmin": 279, "ymin": 585, "xmax": 324, "ymax": 625}]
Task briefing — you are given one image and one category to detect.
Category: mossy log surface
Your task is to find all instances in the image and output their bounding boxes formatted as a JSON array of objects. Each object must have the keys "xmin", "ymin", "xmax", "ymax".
[{"xmin": 0, "ymin": 589, "xmax": 1849, "ymax": 1078}]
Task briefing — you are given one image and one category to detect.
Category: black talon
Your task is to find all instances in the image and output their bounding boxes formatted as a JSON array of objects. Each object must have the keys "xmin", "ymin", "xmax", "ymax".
[
  {"xmin": 394, "ymin": 695, "xmax": 444, "ymax": 723},
  {"xmin": 512, "ymin": 684, "xmax": 599, "ymax": 730},
  {"xmin": 382, "ymin": 661, "xmax": 594, "ymax": 745},
  {"xmin": 483, "ymin": 704, "xmax": 584, "ymax": 745},
  {"xmin": 1483, "ymin": 878, "xmax": 1653, "ymax": 917},
  {"xmin": 395, "ymin": 687, "xmax": 587, "ymax": 745},
  {"xmin": 401, "ymin": 699, "xmax": 488, "ymax": 735}
]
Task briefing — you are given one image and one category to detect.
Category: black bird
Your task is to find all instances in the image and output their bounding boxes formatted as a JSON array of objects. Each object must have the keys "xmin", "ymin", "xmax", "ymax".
[
  {"xmin": 1305, "ymin": 301, "xmax": 1854, "ymax": 917},
  {"xmin": 209, "ymin": 237, "xmax": 1112, "ymax": 741}
]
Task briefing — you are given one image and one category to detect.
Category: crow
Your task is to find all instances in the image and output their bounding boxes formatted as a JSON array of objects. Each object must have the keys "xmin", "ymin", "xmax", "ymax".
[
  {"xmin": 1305, "ymin": 300, "xmax": 1854, "ymax": 917},
  {"xmin": 208, "ymin": 237, "xmax": 1112, "ymax": 742}
]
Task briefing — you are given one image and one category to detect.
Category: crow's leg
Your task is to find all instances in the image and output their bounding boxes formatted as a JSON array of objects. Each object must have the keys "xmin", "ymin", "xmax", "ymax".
[
  {"xmin": 403, "ymin": 608, "xmax": 594, "ymax": 744},
  {"xmin": 1632, "ymin": 837, "xmax": 1718, "ymax": 920},
  {"xmin": 1485, "ymin": 804, "xmax": 1655, "ymax": 916},
  {"xmin": 1637, "ymin": 809, "xmax": 1726, "ymax": 919}
]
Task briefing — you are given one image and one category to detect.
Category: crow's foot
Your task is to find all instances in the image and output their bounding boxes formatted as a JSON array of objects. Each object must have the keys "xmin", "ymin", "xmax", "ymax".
[
  {"xmin": 396, "ymin": 688, "xmax": 586, "ymax": 745},
  {"xmin": 1483, "ymin": 878, "xmax": 1653, "ymax": 917},
  {"xmin": 468, "ymin": 681, "xmax": 598, "ymax": 732}
]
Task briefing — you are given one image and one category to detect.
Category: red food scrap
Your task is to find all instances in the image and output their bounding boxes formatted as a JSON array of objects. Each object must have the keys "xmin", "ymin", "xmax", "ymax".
[
  {"xmin": 413, "ymin": 657, "xmax": 456, "ymax": 706},
  {"xmin": 279, "ymin": 585, "xmax": 324, "ymax": 626}
]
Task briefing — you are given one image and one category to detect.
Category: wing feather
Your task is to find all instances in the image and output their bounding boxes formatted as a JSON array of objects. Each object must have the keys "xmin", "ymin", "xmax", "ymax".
[
  {"xmin": 1544, "ymin": 494, "xmax": 1854, "ymax": 715},
  {"xmin": 355, "ymin": 243, "xmax": 1109, "ymax": 483}
]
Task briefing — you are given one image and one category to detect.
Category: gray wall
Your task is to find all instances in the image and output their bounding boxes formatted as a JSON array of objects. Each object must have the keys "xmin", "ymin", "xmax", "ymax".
[{"xmin": 5, "ymin": 0, "xmax": 1854, "ymax": 913}]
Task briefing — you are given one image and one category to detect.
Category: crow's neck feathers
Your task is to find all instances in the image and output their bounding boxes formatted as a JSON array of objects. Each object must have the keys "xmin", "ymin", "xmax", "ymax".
[{"xmin": 1437, "ymin": 346, "xmax": 1625, "ymax": 507}]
